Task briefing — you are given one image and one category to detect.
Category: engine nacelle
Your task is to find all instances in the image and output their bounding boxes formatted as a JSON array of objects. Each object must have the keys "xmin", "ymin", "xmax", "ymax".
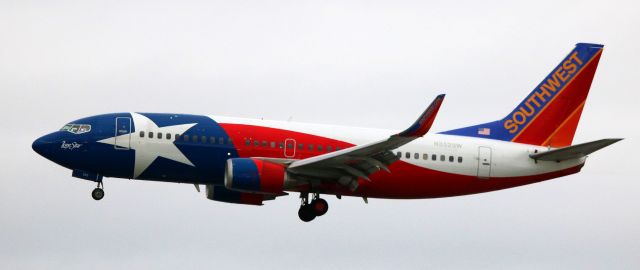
[
  {"xmin": 224, "ymin": 158, "xmax": 286, "ymax": 194},
  {"xmin": 206, "ymin": 185, "xmax": 272, "ymax": 206}
]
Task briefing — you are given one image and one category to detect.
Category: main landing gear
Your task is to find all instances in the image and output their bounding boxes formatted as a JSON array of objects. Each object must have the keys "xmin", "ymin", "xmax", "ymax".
[
  {"xmin": 298, "ymin": 193, "xmax": 329, "ymax": 222},
  {"xmin": 91, "ymin": 181, "xmax": 105, "ymax": 201}
]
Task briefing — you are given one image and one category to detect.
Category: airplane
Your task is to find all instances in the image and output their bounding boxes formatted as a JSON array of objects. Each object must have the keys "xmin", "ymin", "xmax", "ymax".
[{"xmin": 33, "ymin": 43, "xmax": 622, "ymax": 222}]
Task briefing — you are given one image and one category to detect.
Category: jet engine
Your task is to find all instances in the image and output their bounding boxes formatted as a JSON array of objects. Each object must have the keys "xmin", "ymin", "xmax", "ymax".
[
  {"xmin": 206, "ymin": 185, "xmax": 276, "ymax": 205},
  {"xmin": 224, "ymin": 158, "xmax": 287, "ymax": 194}
]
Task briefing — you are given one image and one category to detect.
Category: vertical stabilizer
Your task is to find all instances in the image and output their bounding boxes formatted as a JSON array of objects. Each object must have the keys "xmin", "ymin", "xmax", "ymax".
[{"xmin": 442, "ymin": 43, "xmax": 604, "ymax": 147}]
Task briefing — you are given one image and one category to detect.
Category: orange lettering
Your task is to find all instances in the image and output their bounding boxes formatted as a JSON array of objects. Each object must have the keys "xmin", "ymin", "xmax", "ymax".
[
  {"xmin": 513, "ymin": 111, "xmax": 526, "ymax": 125},
  {"xmin": 555, "ymin": 69, "xmax": 569, "ymax": 82},
  {"xmin": 534, "ymin": 88, "xmax": 552, "ymax": 103},
  {"xmin": 568, "ymin": 51, "xmax": 583, "ymax": 66},
  {"xmin": 520, "ymin": 102, "xmax": 535, "ymax": 116},
  {"xmin": 527, "ymin": 95, "xmax": 541, "ymax": 107},
  {"xmin": 563, "ymin": 60, "xmax": 577, "ymax": 74},
  {"xmin": 504, "ymin": 119, "xmax": 518, "ymax": 134},
  {"xmin": 541, "ymin": 69, "xmax": 562, "ymax": 92}
]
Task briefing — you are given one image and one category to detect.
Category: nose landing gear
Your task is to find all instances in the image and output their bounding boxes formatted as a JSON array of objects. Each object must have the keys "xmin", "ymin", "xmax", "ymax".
[
  {"xmin": 298, "ymin": 193, "xmax": 329, "ymax": 222},
  {"xmin": 91, "ymin": 182, "xmax": 104, "ymax": 201}
]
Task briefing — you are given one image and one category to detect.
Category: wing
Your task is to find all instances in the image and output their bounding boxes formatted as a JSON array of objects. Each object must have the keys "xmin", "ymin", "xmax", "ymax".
[{"xmin": 287, "ymin": 94, "xmax": 445, "ymax": 191}]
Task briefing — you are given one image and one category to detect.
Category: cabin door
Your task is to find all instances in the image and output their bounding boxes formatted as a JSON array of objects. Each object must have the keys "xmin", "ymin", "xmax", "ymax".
[
  {"xmin": 477, "ymin": 146, "xmax": 492, "ymax": 179},
  {"xmin": 114, "ymin": 117, "xmax": 132, "ymax": 150},
  {"xmin": 284, "ymin": 138, "xmax": 296, "ymax": 158}
]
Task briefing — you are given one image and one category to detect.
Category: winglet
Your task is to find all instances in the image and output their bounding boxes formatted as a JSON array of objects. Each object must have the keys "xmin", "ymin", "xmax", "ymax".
[{"xmin": 397, "ymin": 94, "xmax": 445, "ymax": 137}]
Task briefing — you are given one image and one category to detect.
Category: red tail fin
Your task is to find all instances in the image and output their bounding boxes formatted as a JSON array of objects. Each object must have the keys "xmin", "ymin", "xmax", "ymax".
[
  {"xmin": 442, "ymin": 43, "xmax": 604, "ymax": 147},
  {"xmin": 512, "ymin": 43, "xmax": 603, "ymax": 147}
]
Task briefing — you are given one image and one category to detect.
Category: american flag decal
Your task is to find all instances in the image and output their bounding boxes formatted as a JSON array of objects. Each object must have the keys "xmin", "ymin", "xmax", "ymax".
[{"xmin": 478, "ymin": 128, "xmax": 491, "ymax": 136}]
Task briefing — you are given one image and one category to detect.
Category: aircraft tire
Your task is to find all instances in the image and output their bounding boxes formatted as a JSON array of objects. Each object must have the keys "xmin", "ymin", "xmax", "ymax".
[
  {"xmin": 298, "ymin": 205, "xmax": 316, "ymax": 222},
  {"xmin": 311, "ymin": 198, "xmax": 329, "ymax": 216},
  {"xmin": 91, "ymin": 188, "xmax": 104, "ymax": 201}
]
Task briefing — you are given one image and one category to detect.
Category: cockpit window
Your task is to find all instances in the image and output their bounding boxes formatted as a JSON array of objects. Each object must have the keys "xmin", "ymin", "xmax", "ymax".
[{"xmin": 60, "ymin": 124, "xmax": 91, "ymax": 134}]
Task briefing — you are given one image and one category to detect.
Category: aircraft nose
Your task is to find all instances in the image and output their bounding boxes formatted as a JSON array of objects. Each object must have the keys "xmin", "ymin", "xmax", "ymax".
[
  {"xmin": 32, "ymin": 136, "xmax": 50, "ymax": 157},
  {"xmin": 32, "ymin": 133, "xmax": 59, "ymax": 158}
]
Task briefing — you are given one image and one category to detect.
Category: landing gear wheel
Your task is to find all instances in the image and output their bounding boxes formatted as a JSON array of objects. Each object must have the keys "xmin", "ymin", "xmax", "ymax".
[
  {"xmin": 298, "ymin": 193, "xmax": 316, "ymax": 222},
  {"xmin": 91, "ymin": 188, "xmax": 104, "ymax": 200},
  {"xmin": 298, "ymin": 204, "xmax": 316, "ymax": 222},
  {"xmin": 311, "ymin": 198, "xmax": 329, "ymax": 216},
  {"xmin": 92, "ymin": 182, "xmax": 104, "ymax": 201}
]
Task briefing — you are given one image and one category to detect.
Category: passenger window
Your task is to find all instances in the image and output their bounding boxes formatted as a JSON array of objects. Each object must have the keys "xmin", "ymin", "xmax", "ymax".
[
  {"xmin": 279, "ymin": 142, "xmax": 284, "ymax": 149},
  {"xmin": 308, "ymin": 144, "xmax": 314, "ymax": 151},
  {"xmin": 405, "ymin": 152, "xmax": 411, "ymax": 159},
  {"xmin": 440, "ymin": 155, "xmax": 445, "ymax": 161},
  {"xmin": 317, "ymin": 145, "xmax": 323, "ymax": 151},
  {"xmin": 254, "ymin": 140, "xmax": 260, "ymax": 147},
  {"xmin": 183, "ymin": 135, "xmax": 189, "ymax": 142},
  {"xmin": 287, "ymin": 143, "xmax": 293, "ymax": 149},
  {"xmin": 270, "ymin": 142, "xmax": 276, "ymax": 148},
  {"xmin": 262, "ymin": 141, "xmax": 268, "ymax": 147},
  {"xmin": 458, "ymin": 156, "xmax": 463, "ymax": 163},
  {"xmin": 201, "ymin": 136, "xmax": 207, "ymax": 143},
  {"xmin": 298, "ymin": 143, "xmax": 303, "ymax": 150},
  {"xmin": 175, "ymin": 134, "xmax": 180, "ymax": 141},
  {"xmin": 166, "ymin": 133, "xmax": 171, "ymax": 140},
  {"xmin": 149, "ymin": 132, "xmax": 154, "ymax": 139},
  {"xmin": 449, "ymin": 156, "xmax": 454, "ymax": 162},
  {"xmin": 336, "ymin": 147, "xmax": 341, "ymax": 151},
  {"xmin": 139, "ymin": 131, "xmax": 145, "ymax": 138},
  {"xmin": 157, "ymin": 132, "xmax": 163, "ymax": 139},
  {"xmin": 327, "ymin": 146, "xmax": 333, "ymax": 152},
  {"xmin": 192, "ymin": 135, "xmax": 198, "ymax": 143},
  {"xmin": 432, "ymin": 154, "xmax": 437, "ymax": 161},
  {"xmin": 396, "ymin": 152, "xmax": 402, "ymax": 158},
  {"xmin": 219, "ymin": 137, "xmax": 225, "ymax": 144},
  {"xmin": 423, "ymin": 154, "xmax": 428, "ymax": 160},
  {"xmin": 414, "ymin": 153, "xmax": 420, "ymax": 159},
  {"xmin": 245, "ymin": 139, "xmax": 251, "ymax": 146},
  {"xmin": 227, "ymin": 138, "xmax": 232, "ymax": 144},
  {"xmin": 210, "ymin": 137, "xmax": 216, "ymax": 144}
]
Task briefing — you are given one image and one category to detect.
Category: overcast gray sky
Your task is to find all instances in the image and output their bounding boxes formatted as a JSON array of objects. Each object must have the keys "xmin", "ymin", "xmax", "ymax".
[{"xmin": 1, "ymin": 0, "xmax": 639, "ymax": 269}]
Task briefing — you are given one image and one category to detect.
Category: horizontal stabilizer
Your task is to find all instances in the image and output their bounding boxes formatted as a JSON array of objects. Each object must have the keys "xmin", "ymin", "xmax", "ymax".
[{"xmin": 529, "ymin": 138, "xmax": 623, "ymax": 162}]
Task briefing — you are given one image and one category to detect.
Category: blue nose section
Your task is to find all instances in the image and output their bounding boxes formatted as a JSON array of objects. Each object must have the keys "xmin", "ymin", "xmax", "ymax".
[
  {"xmin": 32, "ymin": 133, "xmax": 61, "ymax": 160},
  {"xmin": 32, "ymin": 136, "xmax": 50, "ymax": 157}
]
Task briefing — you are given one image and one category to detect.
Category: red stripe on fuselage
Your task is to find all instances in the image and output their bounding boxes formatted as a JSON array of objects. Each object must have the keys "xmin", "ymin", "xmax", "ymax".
[
  {"xmin": 220, "ymin": 123, "xmax": 355, "ymax": 160},
  {"xmin": 219, "ymin": 123, "xmax": 583, "ymax": 199},
  {"xmin": 312, "ymin": 162, "xmax": 583, "ymax": 199}
]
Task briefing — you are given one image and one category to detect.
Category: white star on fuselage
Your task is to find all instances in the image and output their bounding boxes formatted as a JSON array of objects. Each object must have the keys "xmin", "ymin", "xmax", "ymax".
[{"xmin": 98, "ymin": 113, "xmax": 197, "ymax": 178}]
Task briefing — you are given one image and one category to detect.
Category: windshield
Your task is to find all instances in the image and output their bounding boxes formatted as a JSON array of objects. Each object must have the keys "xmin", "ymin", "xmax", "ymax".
[{"xmin": 60, "ymin": 124, "xmax": 92, "ymax": 134}]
